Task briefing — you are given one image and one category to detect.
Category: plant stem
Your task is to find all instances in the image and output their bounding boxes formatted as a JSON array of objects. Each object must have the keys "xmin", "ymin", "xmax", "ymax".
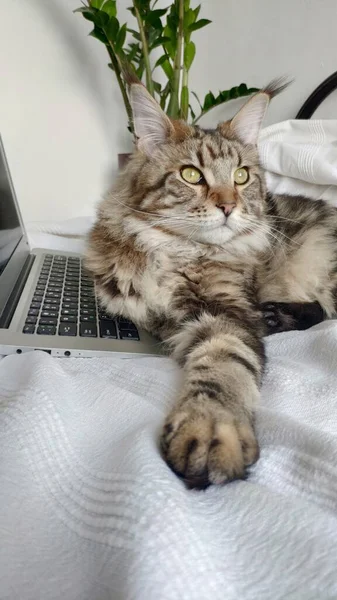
[
  {"xmin": 106, "ymin": 45, "xmax": 134, "ymax": 136},
  {"xmin": 180, "ymin": 61, "xmax": 188, "ymax": 120},
  {"xmin": 166, "ymin": 0, "xmax": 184, "ymax": 118},
  {"xmin": 133, "ymin": 3, "xmax": 154, "ymax": 97}
]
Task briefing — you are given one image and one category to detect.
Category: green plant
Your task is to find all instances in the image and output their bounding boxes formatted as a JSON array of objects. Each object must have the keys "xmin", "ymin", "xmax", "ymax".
[{"xmin": 74, "ymin": 0, "xmax": 258, "ymax": 135}]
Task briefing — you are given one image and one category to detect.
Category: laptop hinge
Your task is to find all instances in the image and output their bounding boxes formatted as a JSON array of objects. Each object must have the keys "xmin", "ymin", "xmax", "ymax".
[{"xmin": 0, "ymin": 254, "xmax": 35, "ymax": 328}]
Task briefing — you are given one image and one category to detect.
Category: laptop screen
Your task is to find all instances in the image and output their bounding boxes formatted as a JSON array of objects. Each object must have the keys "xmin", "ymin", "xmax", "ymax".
[{"xmin": 0, "ymin": 146, "xmax": 24, "ymax": 276}]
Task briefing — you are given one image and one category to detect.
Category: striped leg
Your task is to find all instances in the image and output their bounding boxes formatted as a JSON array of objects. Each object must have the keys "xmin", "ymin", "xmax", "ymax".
[{"xmin": 161, "ymin": 313, "xmax": 265, "ymax": 488}]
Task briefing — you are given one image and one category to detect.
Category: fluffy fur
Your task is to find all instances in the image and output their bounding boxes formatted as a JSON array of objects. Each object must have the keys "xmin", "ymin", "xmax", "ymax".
[{"xmin": 86, "ymin": 82, "xmax": 337, "ymax": 488}]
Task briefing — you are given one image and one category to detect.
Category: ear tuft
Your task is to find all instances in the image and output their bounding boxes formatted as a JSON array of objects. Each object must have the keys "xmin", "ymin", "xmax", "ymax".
[{"xmin": 130, "ymin": 84, "xmax": 174, "ymax": 156}]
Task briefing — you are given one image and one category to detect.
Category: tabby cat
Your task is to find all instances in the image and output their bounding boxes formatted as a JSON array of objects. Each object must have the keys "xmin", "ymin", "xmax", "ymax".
[{"xmin": 86, "ymin": 81, "xmax": 337, "ymax": 489}]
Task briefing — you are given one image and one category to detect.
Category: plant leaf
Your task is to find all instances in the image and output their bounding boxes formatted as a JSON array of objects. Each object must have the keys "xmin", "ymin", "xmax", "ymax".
[
  {"xmin": 188, "ymin": 18, "xmax": 211, "ymax": 32},
  {"xmin": 155, "ymin": 55, "xmax": 168, "ymax": 67},
  {"xmin": 184, "ymin": 8, "xmax": 195, "ymax": 31},
  {"xmin": 92, "ymin": 10, "xmax": 109, "ymax": 28},
  {"xmin": 116, "ymin": 23, "xmax": 127, "ymax": 50},
  {"xmin": 150, "ymin": 36, "xmax": 171, "ymax": 50},
  {"xmin": 89, "ymin": 0, "xmax": 106, "ymax": 8},
  {"xmin": 191, "ymin": 90, "xmax": 202, "ymax": 109},
  {"xmin": 152, "ymin": 81, "xmax": 162, "ymax": 93},
  {"xmin": 106, "ymin": 16, "xmax": 119, "ymax": 40},
  {"xmin": 189, "ymin": 104, "xmax": 196, "ymax": 120},
  {"xmin": 101, "ymin": 0, "xmax": 117, "ymax": 17},
  {"xmin": 184, "ymin": 41, "xmax": 195, "ymax": 71},
  {"xmin": 74, "ymin": 8, "xmax": 97, "ymax": 22},
  {"xmin": 193, "ymin": 5, "xmax": 201, "ymax": 20},
  {"xmin": 203, "ymin": 91, "xmax": 216, "ymax": 111},
  {"xmin": 127, "ymin": 28, "xmax": 141, "ymax": 42},
  {"xmin": 156, "ymin": 55, "xmax": 173, "ymax": 79},
  {"xmin": 89, "ymin": 26, "xmax": 108, "ymax": 43}
]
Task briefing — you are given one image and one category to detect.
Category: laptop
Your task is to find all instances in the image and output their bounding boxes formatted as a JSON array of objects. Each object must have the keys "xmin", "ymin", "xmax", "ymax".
[{"xmin": 0, "ymin": 137, "xmax": 161, "ymax": 358}]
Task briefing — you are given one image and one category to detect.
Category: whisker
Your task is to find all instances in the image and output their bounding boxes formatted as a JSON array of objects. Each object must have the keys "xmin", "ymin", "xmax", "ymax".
[{"xmin": 113, "ymin": 197, "xmax": 196, "ymax": 223}]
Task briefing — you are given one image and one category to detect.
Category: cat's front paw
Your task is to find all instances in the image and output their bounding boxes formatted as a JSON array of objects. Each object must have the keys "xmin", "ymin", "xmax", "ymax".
[{"xmin": 161, "ymin": 403, "xmax": 259, "ymax": 489}]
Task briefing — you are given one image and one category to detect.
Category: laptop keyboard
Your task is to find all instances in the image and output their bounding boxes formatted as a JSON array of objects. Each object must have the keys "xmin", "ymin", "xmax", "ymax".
[{"xmin": 22, "ymin": 254, "xmax": 140, "ymax": 340}]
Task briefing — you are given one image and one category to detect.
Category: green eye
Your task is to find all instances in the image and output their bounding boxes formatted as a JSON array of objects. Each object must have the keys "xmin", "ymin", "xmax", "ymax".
[
  {"xmin": 234, "ymin": 167, "xmax": 249, "ymax": 185},
  {"xmin": 181, "ymin": 166, "xmax": 203, "ymax": 184}
]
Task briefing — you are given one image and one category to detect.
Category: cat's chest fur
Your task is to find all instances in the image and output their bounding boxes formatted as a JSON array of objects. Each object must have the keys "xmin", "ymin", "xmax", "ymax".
[{"xmin": 139, "ymin": 246, "xmax": 255, "ymax": 321}]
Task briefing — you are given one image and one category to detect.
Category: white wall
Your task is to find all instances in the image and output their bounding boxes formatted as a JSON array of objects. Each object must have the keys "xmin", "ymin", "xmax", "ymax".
[{"xmin": 1, "ymin": 0, "xmax": 337, "ymax": 223}]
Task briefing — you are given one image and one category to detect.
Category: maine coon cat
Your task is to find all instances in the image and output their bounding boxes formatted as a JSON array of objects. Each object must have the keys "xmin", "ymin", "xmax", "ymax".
[{"xmin": 86, "ymin": 81, "xmax": 337, "ymax": 488}]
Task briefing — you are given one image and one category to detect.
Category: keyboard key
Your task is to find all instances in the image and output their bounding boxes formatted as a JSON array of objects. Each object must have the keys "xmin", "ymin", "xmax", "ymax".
[
  {"xmin": 61, "ymin": 308, "xmax": 78, "ymax": 316},
  {"xmin": 80, "ymin": 315, "xmax": 96, "ymax": 322},
  {"xmin": 99, "ymin": 311, "xmax": 113, "ymax": 321},
  {"xmin": 54, "ymin": 255, "xmax": 66, "ymax": 262},
  {"xmin": 41, "ymin": 310, "xmax": 58, "ymax": 318},
  {"xmin": 28, "ymin": 308, "xmax": 40, "ymax": 316},
  {"xmin": 37, "ymin": 325, "xmax": 56, "ymax": 335},
  {"xmin": 33, "ymin": 295, "xmax": 43, "ymax": 303},
  {"xmin": 45, "ymin": 254, "xmax": 53, "ymax": 258},
  {"xmin": 80, "ymin": 323, "xmax": 97, "ymax": 337},
  {"xmin": 39, "ymin": 318, "xmax": 58, "ymax": 326},
  {"xmin": 49, "ymin": 276, "xmax": 64, "ymax": 284},
  {"xmin": 59, "ymin": 323, "xmax": 77, "ymax": 336},
  {"xmin": 23, "ymin": 324, "xmax": 35, "ymax": 334},
  {"xmin": 51, "ymin": 268, "xmax": 65, "ymax": 274},
  {"xmin": 62, "ymin": 302, "xmax": 78, "ymax": 310},
  {"xmin": 80, "ymin": 308, "xmax": 96, "ymax": 316},
  {"xmin": 48, "ymin": 283, "xmax": 62, "ymax": 290},
  {"xmin": 81, "ymin": 307, "xmax": 96, "ymax": 314},
  {"xmin": 81, "ymin": 279, "xmax": 94, "ymax": 286},
  {"xmin": 43, "ymin": 304, "xmax": 58, "ymax": 311},
  {"xmin": 81, "ymin": 290, "xmax": 95, "ymax": 298},
  {"xmin": 63, "ymin": 294, "xmax": 78, "ymax": 302},
  {"xmin": 25, "ymin": 316, "xmax": 37, "ymax": 324},
  {"xmin": 35, "ymin": 285, "xmax": 46, "ymax": 292},
  {"xmin": 64, "ymin": 285, "xmax": 79, "ymax": 293},
  {"xmin": 117, "ymin": 322, "xmax": 138, "ymax": 332},
  {"xmin": 120, "ymin": 330, "xmax": 140, "ymax": 341},
  {"xmin": 30, "ymin": 301, "xmax": 42, "ymax": 309},
  {"xmin": 45, "ymin": 292, "xmax": 61, "ymax": 299},
  {"xmin": 43, "ymin": 298, "xmax": 59, "ymax": 305},
  {"xmin": 60, "ymin": 316, "xmax": 77, "ymax": 323},
  {"xmin": 100, "ymin": 320, "xmax": 117, "ymax": 338},
  {"xmin": 65, "ymin": 276, "xmax": 79, "ymax": 283},
  {"xmin": 38, "ymin": 276, "xmax": 48, "ymax": 283}
]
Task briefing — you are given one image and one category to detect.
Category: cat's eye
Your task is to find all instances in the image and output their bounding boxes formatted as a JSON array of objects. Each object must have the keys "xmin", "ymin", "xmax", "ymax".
[
  {"xmin": 181, "ymin": 166, "xmax": 204, "ymax": 184},
  {"xmin": 233, "ymin": 167, "xmax": 249, "ymax": 185}
]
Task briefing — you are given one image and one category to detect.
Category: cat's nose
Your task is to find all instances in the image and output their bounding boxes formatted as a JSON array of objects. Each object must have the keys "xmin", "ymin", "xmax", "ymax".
[{"xmin": 217, "ymin": 203, "xmax": 236, "ymax": 216}]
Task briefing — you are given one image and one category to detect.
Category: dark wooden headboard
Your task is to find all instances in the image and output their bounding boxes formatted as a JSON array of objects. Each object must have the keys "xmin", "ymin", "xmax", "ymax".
[{"xmin": 296, "ymin": 71, "xmax": 337, "ymax": 119}]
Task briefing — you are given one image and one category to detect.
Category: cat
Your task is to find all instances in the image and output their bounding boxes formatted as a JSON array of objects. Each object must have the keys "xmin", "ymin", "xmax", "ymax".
[{"xmin": 86, "ymin": 80, "xmax": 337, "ymax": 489}]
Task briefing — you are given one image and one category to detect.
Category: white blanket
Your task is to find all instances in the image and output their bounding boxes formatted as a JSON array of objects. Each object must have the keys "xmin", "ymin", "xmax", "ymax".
[{"xmin": 1, "ymin": 119, "xmax": 337, "ymax": 599}]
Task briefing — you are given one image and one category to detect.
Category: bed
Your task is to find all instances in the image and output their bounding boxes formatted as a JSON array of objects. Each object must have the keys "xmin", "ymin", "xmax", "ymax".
[{"xmin": 1, "ymin": 112, "xmax": 337, "ymax": 598}]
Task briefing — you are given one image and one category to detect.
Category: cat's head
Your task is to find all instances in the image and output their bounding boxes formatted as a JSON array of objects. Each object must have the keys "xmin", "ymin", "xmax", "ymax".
[{"xmin": 119, "ymin": 81, "xmax": 284, "ymax": 249}]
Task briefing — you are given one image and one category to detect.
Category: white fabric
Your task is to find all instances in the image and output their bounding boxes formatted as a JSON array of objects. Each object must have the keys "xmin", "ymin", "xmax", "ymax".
[
  {"xmin": 1, "ymin": 119, "xmax": 337, "ymax": 599},
  {"xmin": 1, "ymin": 324, "xmax": 337, "ymax": 600},
  {"xmin": 259, "ymin": 119, "xmax": 337, "ymax": 205}
]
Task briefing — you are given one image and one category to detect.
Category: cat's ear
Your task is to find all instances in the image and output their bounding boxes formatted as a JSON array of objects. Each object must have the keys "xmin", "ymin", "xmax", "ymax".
[
  {"xmin": 130, "ymin": 84, "xmax": 175, "ymax": 156},
  {"xmin": 226, "ymin": 78, "xmax": 290, "ymax": 145},
  {"xmin": 229, "ymin": 91, "xmax": 270, "ymax": 145}
]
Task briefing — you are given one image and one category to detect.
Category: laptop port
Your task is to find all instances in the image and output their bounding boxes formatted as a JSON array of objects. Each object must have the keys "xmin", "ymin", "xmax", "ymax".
[{"xmin": 34, "ymin": 349, "xmax": 51, "ymax": 354}]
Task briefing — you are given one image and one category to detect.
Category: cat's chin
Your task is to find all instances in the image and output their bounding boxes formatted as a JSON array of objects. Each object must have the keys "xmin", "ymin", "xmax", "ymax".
[
  {"xmin": 193, "ymin": 224, "xmax": 269, "ymax": 255},
  {"xmin": 191, "ymin": 224, "xmax": 233, "ymax": 245}
]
